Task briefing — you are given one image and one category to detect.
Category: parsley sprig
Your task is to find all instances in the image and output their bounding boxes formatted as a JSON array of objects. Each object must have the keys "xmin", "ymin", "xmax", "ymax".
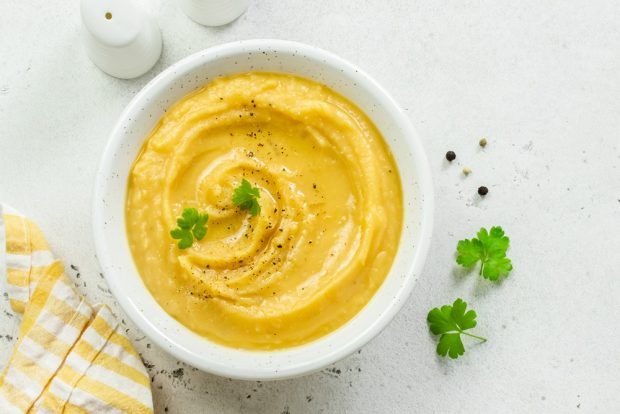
[
  {"xmin": 232, "ymin": 179, "xmax": 261, "ymax": 216},
  {"xmin": 427, "ymin": 298, "xmax": 486, "ymax": 359},
  {"xmin": 456, "ymin": 226, "xmax": 512, "ymax": 280},
  {"xmin": 170, "ymin": 208, "xmax": 208, "ymax": 249}
]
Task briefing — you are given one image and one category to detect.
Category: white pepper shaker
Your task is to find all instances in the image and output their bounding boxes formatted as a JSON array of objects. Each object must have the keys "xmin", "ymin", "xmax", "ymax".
[
  {"xmin": 178, "ymin": 0, "xmax": 249, "ymax": 27},
  {"xmin": 80, "ymin": 0, "xmax": 162, "ymax": 79}
]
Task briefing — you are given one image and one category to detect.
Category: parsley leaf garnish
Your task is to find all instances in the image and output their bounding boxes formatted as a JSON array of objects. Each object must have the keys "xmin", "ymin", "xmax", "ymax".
[
  {"xmin": 456, "ymin": 226, "xmax": 512, "ymax": 280},
  {"xmin": 232, "ymin": 179, "xmax": 261, "ymax": 216},
  {"xmin": 170, "ymin": 208, "xmax": 208, "ymax": 249},
  {"xmin": 427, "ymin": 298, "xmax": 486, "ymax": 359}
]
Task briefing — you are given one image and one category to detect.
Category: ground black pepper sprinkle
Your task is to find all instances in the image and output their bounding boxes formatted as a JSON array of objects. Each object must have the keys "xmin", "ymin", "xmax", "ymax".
[
  {"xmin": 445, "ymin": 151, "xmax": 456, "ymax": 162},
  {"xmin": 478, "ymin": 186, "xmax": 489, "ymax": 196}
]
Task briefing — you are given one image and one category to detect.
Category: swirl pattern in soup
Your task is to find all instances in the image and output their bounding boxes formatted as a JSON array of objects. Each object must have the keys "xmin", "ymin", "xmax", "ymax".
[{"xmin": 126, "ymin": 72, "xmax": 403, "ymax": 349}]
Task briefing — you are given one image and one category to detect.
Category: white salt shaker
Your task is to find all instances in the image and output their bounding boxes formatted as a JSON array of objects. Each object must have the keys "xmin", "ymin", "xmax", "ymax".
[
  {"xmin": 80, "ymin": 0, "xmax": 162, "ymax": 79},
  {"xmin": 178, "ymin": 0, "xmax": 249, "ymax": 27}
]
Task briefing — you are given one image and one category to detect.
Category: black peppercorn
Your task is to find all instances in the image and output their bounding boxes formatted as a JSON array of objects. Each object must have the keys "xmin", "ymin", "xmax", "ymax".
[
  {"xmin": 478, "ymin": 186, "xmax": 489, "ymax": 196},
  {"xmin": 445, "ymin": 151, "xmax": 456, "ymax": 162}
]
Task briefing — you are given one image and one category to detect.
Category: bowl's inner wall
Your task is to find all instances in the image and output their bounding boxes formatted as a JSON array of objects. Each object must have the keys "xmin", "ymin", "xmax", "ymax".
[{"xmin": 96, "ymin": 42, "xmax": 428, "ymax": 379}]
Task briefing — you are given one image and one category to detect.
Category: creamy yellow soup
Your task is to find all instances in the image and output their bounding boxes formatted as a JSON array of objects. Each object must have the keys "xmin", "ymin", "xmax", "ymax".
[{"xmin": 126, "ymin": 72, "xmax": 403, "ymax": 350}]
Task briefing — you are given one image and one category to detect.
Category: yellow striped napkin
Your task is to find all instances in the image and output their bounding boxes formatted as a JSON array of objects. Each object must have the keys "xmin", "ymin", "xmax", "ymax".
[{"xmin": 0, "ymin": 205, "xmax": 154, "ymax": 413}]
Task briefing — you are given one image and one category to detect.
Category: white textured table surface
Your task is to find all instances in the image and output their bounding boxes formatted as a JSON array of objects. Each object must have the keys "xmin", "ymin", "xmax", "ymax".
[{"xmin": 2, "ymin": 1, "xmax": 620, "ymax": 412}]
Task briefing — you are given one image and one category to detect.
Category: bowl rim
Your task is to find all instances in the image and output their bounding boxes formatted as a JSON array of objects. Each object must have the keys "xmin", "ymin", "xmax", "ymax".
[{"xmin": 93, "ymin": 39, "xmax": 434, "ymax": 380}]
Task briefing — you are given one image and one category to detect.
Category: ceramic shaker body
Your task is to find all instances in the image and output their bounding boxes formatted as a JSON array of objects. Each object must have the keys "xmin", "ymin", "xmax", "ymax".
[
  {"xmin": 81, "ymin": 0, "xmax": 162, "ymax": 79},
  {"xmin": 178, "ymin": 0, "xmax": 249, "ymax": 27}
]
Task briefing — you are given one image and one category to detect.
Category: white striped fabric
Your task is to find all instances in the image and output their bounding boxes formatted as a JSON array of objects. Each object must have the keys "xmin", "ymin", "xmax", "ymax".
[
  {"xmin": 0, "ymin": 204, "xmax": 154, "ymax": 413},
  {"xmin": 6, "ymin": 282, "xmax": 29, "ymax": 303},
  {"xmin": 7, "ymin": 250, "xmax": 55, "ymax": 269},
  {"xmin": 5, "ymin": 366, "xmax": 41, "ymax": 400},
  {"xmin": 17, "ymin": 337, "xmax": 62, "ymax": 373},
  {"xmin": 65, "ymin": 386, "xmax": 127, "ymax": 414},
  {"xmin": 0, "ymin": 394, "xmax": 22, "ymax": 414},
  {"xmin": 0, "ymin": 212, "xmax": 6, "ymax": 300}
]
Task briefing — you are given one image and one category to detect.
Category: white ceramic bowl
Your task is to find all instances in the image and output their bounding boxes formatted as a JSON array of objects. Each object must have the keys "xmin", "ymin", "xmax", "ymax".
[{"xmin": 93, "ymin": 39, "xmax": 433, "ymax": 380}]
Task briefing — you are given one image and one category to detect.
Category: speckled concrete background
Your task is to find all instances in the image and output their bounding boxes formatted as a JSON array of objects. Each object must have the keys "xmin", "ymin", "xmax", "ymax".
[{"xmin": 1, "ymin": 0, "xmax": 620, "ymax": 412}]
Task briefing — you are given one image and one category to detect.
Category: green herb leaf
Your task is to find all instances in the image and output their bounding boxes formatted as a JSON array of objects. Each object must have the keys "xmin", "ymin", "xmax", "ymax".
[
  {"xmin": 170, "ymin": 228, "xmax": 186, "ymax": 239},
  {"xmin": 177, "ymin": 218, "xmax": 191, "ymax": 229},
  {"xmin": 427, "ymin": 298, "xmax": 486, "ymax": 359},
  {"xmin": 232, "ymin": 179, "xmax": 261, "ymax": 216},
  {"xmin": 170, "ymin": 208, "xmax": 209, "ymax": 249},
  {"xmin": 456, "ymin": 226, "xmax": 512, "ymax": 280},
  {"xmin": 183, "ymin": 207, "xmax": 198, "ymax": 223},
  {"xmin": 192, "ymin": 223, "xmax": 207, "ymax": 240},
  {"xmin": 177, "ymin": 234, "xmax": 194, "ymax": 249}
]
